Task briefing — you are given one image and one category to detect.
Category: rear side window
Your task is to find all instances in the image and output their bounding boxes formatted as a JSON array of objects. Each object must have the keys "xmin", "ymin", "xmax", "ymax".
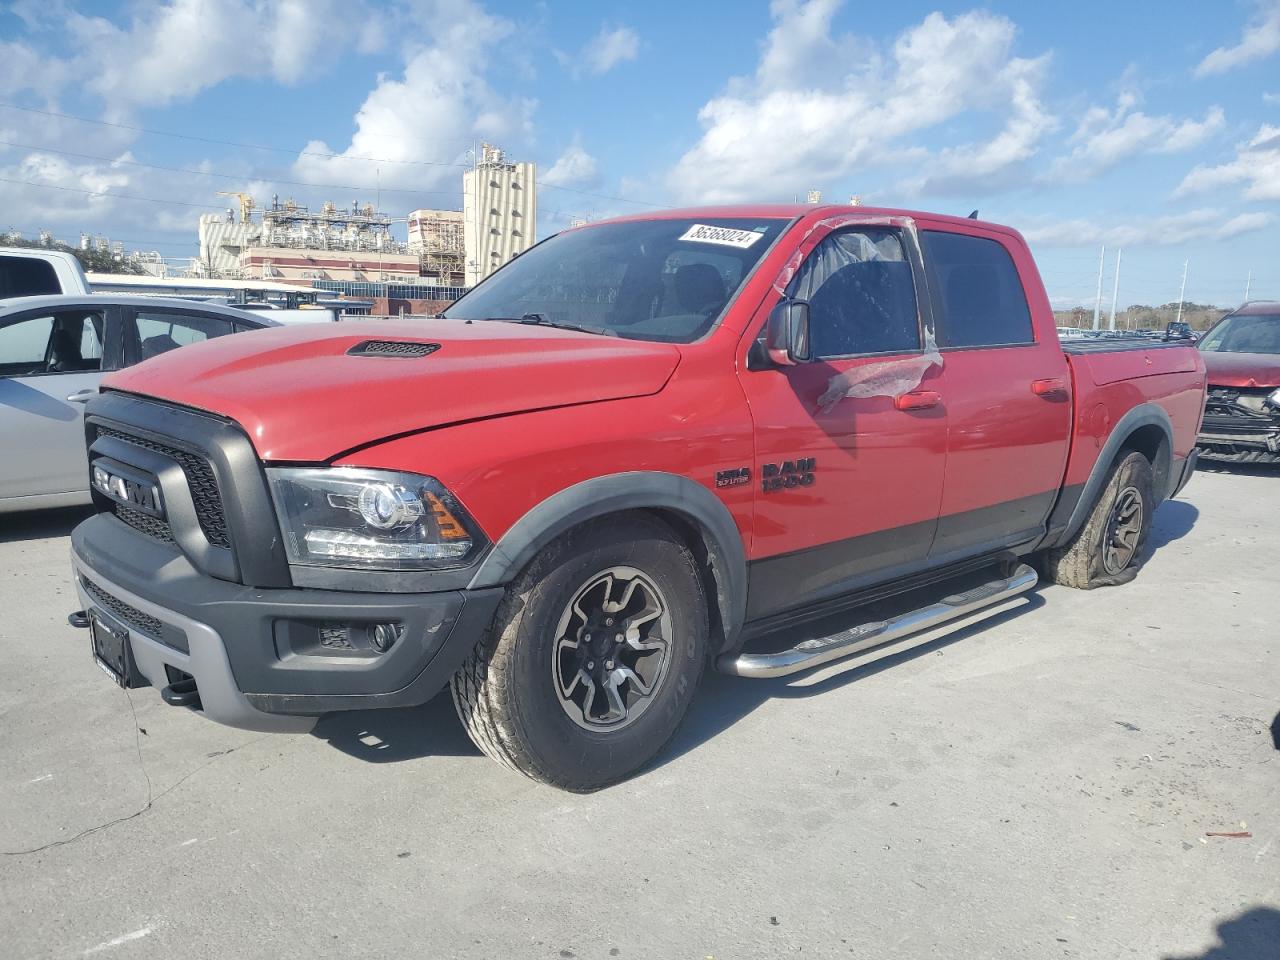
[
  {"xmin": 0, "ymin": 255, "xmax": 60, "ymax": 298},
  {"xmin": 922, "ymin": 231, "xmax": 1033, "ymax": 348}
]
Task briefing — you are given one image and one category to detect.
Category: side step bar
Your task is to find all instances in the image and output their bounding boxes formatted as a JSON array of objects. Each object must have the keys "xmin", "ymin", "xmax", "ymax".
[{"xmin": 717, "ymin": 563, "xmax": 1038, "ymax": 679}]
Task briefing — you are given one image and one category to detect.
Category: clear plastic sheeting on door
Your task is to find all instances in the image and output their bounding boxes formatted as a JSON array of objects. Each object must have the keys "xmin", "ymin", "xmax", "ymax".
[
  {"xmin": 818, "ymin": 330, "xmax": 942, "ymax": 413},
  {"xmin": 768, "ymin": 214, "xmax": 943, "ymax": 412}
]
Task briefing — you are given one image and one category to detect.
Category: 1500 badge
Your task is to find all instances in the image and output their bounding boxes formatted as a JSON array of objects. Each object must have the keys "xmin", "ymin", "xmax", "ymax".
[{"xmin": 762, "ymin": 458, "xmax": 816, "ymax": 493}]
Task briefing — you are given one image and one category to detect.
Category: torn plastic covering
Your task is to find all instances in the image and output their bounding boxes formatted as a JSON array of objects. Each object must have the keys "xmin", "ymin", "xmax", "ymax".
[{"xmin": 771, "ymin": 214, "xmax": 943, "ymax": 412}]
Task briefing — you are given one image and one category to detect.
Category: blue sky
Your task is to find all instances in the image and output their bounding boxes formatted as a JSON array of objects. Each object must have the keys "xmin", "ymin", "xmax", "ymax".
[{"xmin": 1, "ymin": 0, "xmax": 1277, "ymax": 309}]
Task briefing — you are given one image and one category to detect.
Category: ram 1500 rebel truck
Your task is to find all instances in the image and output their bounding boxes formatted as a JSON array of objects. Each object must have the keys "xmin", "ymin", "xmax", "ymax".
[
  {"xmin": 68, "ymin": 205, "xmax": 1206, "ymax": 791},
  {"xmin": 1194, "ymin": 301, "xmax": 1280, "ymax": 463}
]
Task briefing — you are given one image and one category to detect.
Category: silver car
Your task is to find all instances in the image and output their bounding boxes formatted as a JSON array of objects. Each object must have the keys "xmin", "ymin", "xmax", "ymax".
[{"xmin": 0, "ymin": 295, "xmax": 276, "ymax": 513}]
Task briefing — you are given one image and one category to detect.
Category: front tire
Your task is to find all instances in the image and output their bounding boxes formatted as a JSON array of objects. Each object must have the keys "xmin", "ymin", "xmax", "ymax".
[
  {"xmin": 450, "ymin": 514, "xmax": 708, "ymax": 791},
  {"xmin": 1043, "ymin": 450, "xmax": 1154, "ymax": 589}
]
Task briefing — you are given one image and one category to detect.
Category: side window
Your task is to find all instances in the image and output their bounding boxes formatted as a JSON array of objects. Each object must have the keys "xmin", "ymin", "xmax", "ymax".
[
  {"xmin": 921, "ymin": 231, "xmax": 1033, "ymax": 348},
  {"xmin": 786, "ymin": 228, "xmax": 921, "ymax": 359},
  {"xmin": 0, "ymin": 316, "xmax": 54, "ymax": 376},
  {"xmin": 0, "ymin": 255, "xmax": 60, "ymax": 298},
  {"xmin": 0, "ymin": 311, "xmax": 103, "ymax": 377},
  {"xmin": 128, "ymin": 312, "xmax": 233, "ymax": 364}
]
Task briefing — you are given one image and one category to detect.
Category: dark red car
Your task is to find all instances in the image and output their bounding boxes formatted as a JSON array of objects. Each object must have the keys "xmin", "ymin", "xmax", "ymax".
[
  {"xmin": 68, "ymin": 205, "xmax": 1205, "ymax": 789},
  {"xmin": 1197, "ymin": 301, "xmax": 1280, "ymax": 463}
]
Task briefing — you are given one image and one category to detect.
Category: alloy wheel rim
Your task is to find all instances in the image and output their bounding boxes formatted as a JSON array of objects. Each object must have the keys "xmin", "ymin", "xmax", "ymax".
[
  {"xmin": 552, "ymin": 566, "xmax": 673, "ymax": 731},
  {"xmin": 1103, "ymin": 485, "xmax": 1144, "ymax": 574}
]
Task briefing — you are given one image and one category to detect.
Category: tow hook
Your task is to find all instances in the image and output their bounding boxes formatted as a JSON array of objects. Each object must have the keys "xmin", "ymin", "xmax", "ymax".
[
  {"xmin": 161, "ymin": 677, "xmax": 201, "ymax": 709},
  {"xmin": 68, "ymin": 610, "xmax": 89, "ymax": 629}
]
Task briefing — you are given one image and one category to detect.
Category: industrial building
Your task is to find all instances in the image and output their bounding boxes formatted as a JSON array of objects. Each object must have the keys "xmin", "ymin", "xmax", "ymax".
[
  {"xmin": 407, "ymin": 208, "xmax": 465, "ymax": 286},
  {"xmin": 463, "ymin": 143, "xmax": 536, "ymax": 287},
  {"xmin": 186, "ymin": 143, "xmax": 536, "ymax": 298},
  {"xmin": 197, "ymin": 194, "xmax": 418, "ymax": 284}
]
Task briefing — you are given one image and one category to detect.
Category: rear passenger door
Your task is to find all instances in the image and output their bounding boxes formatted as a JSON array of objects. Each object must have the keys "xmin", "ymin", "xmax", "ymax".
[
  {"xmin": 122, "ymin": 307, "xmax": 238, "ymax": 365},
  {"xmin": 919, "ymin": 225, "xmax": 1072, "ymax": 562}
]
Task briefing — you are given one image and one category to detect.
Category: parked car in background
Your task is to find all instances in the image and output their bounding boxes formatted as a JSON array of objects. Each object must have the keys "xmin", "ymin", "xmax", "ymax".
[
  {"xmin": 1196, "ymin": 301, "xmax": 1280, "ymax": 463},
  {"xmin": 68, "ymin": 204, "xmax": 1204, "ymax": 790},
  {"xmin": 0, "ymin": 295, "xmax": 277, "ymax": 513},
  {"xmin": 0, "ymin": 246, "xmax": 91, "ymax": 298}
]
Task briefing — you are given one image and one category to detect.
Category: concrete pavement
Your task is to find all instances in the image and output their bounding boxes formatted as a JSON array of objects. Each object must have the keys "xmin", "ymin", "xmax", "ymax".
[{"xmin": 1, "ymin": 466, "xmax": 1277, "ymax": 959}]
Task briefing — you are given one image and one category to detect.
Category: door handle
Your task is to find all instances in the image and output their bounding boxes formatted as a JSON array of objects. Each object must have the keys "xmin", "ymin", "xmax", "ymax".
[
  {"xmin": 66, "ymin": 389, "xmax": 97, "ymax": 404},
  {"xmin": 894, "ymin": 390, "xmax": 941, "ymax": 411},
  {"xmin": 1031, "ymin": 378, "xmax": 1068, "ymax": 398}
]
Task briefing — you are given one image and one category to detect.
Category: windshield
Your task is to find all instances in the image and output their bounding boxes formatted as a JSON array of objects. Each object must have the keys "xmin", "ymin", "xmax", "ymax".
[
  {"xmin": 1199, "ymin": 313, "xmax": 1280, "ymax": 355},
  {"xmin": 443, "ymin": 217, "xmax": 790, "ymax": 342}
]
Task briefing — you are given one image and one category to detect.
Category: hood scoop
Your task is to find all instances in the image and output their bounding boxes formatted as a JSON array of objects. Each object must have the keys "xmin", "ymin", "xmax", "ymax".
[{"xmin": 347, "ymin": 340, "xmax": 441, "ymax": 358}]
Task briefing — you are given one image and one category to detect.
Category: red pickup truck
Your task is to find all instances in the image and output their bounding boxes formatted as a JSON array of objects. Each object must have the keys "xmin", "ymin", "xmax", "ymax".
[{"xmin": 69, "ymin": 205, "xmax": 1205, "ymax": 790}]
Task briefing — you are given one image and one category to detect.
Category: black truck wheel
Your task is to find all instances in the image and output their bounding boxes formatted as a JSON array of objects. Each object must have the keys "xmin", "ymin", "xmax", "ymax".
[
  {"xmin": 1043, "ymin": 450, "xmax": 1154, "ymax": 589},
  {"xmin": 450, "ymin": 514, "xmax": 709, "ymax": 791}
]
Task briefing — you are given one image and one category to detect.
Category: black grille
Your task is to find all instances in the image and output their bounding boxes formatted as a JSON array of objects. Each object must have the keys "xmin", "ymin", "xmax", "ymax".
[
  {"xmin": 97, "ymin": 426, "xmax": 231, "ymax": 548},
  {"xmin": 82, "ymin": 576, "xmax": 163, "ymax": 637},
  {"xmin": 347, "ymin": 340, "xmax": 440, "ymax": 358},
  {"xmin": 114, "ymin": 503, "xmax": 174, "ymax": 543},
  {"xmin": 318, "ymin": 624, "xmax": 353, "ymax": 649}
]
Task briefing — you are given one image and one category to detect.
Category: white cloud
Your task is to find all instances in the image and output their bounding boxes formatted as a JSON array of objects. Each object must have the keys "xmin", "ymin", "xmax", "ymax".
[
  {"xmin": 542, "ymin": 144, "xmax": 599, "ymax": 187},
  {"xmin": 668, "ymin": 4, "xmax": 1055, "ymax": 203},
  {"xmin": 0, "ymin": 41, "xmax": 71, "ymax": 100},
  {"xmin": 902, "ymin": 55, "xmax": 1056, "ymax": 196},
  {"xmin": 583, "ymin": 26, "xmax": 640, "ymax": 75},
  {"xmin": 68, "ymin": 0, "xmax": 360, "ymax": 112},
  {"xmin": 1175, "ymin": 123, "xmax": 1280, "ymax": 201},
  {"xmin": 1194, "ymin": 2, "xmax": 1280, "ymax": 77},
  {"xmin": 1049, "ymin": 93, "xmax": 1225, "ymax": 180},
  {"xmin": 292, "ymin": 1, "xmax": 533, "ymax": 193},
  {"xmin": 1022, "ymin": 208, "xmax": 1274, "ymax": 247}
]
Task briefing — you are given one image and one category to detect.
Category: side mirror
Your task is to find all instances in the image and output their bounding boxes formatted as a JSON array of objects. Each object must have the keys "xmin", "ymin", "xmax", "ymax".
[
  {"xmin": 1165, "ymin": 321, "xmax": 1193, "ymax": 340},
  {"xmin": 766, "ymin": 300, "xmax": 811, "ymax": 366}
]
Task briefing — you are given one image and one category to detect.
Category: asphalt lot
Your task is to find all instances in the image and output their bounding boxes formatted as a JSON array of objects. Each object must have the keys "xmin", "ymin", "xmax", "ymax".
[{"xmin": 1, "ymin": 466, "xmax": 1277, "ymax": 960}]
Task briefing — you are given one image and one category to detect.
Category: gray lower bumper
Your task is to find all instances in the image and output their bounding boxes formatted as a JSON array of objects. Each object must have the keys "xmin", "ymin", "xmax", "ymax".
[{"xmin": 72, "ymin": 551, "xmax": 315, "ymax": 733}]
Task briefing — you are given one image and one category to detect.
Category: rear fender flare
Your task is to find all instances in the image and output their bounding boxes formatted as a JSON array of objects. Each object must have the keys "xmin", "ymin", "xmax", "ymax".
[
  {"xmin": 1058, "ymin": 402, "xmax": 1174, "ymax": 545},
  {"xmin": 466, "ymin": 472, "xmax": 748, "ymax": 651}
]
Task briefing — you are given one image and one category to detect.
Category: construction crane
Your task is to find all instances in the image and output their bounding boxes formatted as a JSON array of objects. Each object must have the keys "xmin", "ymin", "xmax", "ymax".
[{"xmin": 217, "ymin": 192, "xmax": 255, "ymax": 223}]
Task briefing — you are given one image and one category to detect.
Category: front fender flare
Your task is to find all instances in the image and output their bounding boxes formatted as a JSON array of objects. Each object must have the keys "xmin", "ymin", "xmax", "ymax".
[{"xmin": 466, "ymin": 472, "xmax": 748, "ymax": 651}]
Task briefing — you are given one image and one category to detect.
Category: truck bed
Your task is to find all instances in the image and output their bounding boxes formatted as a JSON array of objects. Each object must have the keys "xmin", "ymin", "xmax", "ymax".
[{"xmin": 1060, "ymin": 336, "xmax": 1188, "ymax": 354}]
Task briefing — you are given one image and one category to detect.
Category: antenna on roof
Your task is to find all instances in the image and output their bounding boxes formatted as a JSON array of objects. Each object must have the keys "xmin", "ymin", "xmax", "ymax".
[{"xmin": 967, "ymin": 210, "xmax": 979, "ymax": 219}]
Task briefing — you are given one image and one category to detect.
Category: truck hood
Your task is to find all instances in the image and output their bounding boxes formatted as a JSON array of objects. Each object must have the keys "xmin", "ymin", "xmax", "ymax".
[
  {"xmin": 105, "ymin": 320, "xmax": 682, "ymax": 461},
  {"xmin": 1201, "ymin": 351, "xmax": 1280, "ymax": 389}
]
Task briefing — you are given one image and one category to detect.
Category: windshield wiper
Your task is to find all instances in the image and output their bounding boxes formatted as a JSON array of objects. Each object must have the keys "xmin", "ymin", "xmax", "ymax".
[{"xmin": 482, "ymin": 314, "xmax": 615, "ymax": 337}]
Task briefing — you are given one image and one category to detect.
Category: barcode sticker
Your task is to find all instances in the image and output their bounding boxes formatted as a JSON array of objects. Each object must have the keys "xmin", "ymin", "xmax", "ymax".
[{"xmin": 677, "ymin": 224, "xmax": 764, "ymax": 248}]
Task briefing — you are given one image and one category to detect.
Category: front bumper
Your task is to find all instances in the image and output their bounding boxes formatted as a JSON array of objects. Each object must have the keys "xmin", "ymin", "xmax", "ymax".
[
  {"xmin": 71, "ymin": 513, "xmax": 502, "ymax": 731},
  {"xmin": 1197, "ymin": 413, "xmax": 1280, "ymax": 461}
]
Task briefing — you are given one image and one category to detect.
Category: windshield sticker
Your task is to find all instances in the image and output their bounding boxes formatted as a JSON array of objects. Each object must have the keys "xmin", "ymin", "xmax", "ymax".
[{"xmin": 678, "ymin": 224, "xmax": 765, "ymax": 249}]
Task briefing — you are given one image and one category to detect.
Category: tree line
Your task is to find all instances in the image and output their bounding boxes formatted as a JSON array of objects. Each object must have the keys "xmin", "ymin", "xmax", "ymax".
[
  {"xmin": 1, "ymin": 235, "xmax": 146, "ymax": 275},
  {"xmin": 1053, "ymin": 302, "xmax": 1230, "ymax": 332}
]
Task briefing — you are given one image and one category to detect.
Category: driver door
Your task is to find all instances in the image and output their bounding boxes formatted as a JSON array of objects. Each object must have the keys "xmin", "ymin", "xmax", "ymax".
[
  {"xmin": 737, "ymin": 224, "xmax": 949, "ymax": 620},
  {"xmin": 0, "ymin": 306, "xmax": 120, "ymax": 502}
]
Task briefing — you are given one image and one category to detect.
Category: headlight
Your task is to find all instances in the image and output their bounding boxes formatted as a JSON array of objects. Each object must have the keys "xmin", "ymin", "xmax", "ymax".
[{"xmin": 267, "ymin": 467, "xmax": 484, "ymax": 570}]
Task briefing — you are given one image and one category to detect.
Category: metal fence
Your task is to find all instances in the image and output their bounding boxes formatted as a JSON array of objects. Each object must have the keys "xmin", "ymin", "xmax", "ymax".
[{"xmin": 312, "ymin": 280, "xmax": 470, "ymax": 301}]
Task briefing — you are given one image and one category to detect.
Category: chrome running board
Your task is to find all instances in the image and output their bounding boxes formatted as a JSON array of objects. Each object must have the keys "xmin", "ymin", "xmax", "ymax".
[{"xmin": 717, "ymin": 563, "xmax": 1038, "ymax": 679}]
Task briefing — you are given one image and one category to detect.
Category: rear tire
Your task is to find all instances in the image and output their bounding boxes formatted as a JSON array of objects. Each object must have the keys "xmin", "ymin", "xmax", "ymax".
[
  {"xmin": 450, "ymin": 514, "xmax": 708, "ymax": 791},
  {"xmin": 1043, "ymin": 450, "xmax": 1154, "ymax": 589}
]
